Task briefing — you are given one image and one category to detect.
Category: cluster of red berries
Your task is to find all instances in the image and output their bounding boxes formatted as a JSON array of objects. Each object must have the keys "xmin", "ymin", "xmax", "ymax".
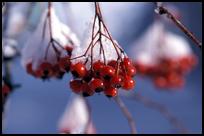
[
  {"xmin": 69, "ymin": 57, "xmax": 136, "ymax": 97},
  {"xmin": 26, "ymin": 46, "xmax": 73, "ymax": 80},
  {"xmin": 134, "ymin": 55, "xmax": 197, "ymax": 88}
]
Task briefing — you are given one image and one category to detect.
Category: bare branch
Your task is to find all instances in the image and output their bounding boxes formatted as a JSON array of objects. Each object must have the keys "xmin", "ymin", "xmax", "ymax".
[
  {"xmin": 154, "ymin": 2, "xmax": 202, "ymax": 49},
  {"xmin": 114, "ymin": 96, "xmax": 137, "ymax": 134},
  {"xmin": 126, "ymin": 93, "xmax": 189, "ymax": 134}
]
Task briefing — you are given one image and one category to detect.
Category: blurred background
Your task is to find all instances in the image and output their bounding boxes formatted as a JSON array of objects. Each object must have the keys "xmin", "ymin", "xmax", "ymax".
[{"xmin": 2, "ymin": 2, "xmax": 202, "ymax": 134}]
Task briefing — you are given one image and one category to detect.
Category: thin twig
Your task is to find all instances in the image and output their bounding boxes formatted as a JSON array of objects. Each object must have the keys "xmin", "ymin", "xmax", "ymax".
[
  {"xmin": 126, "ymin": 93, "xmax": 189, "ymax": 134},
  {"xmin": 114, "ymin": 96, "xmax": 137, "ymax": 134},
  {"xmin": 154, "ymin": 2, "xmax": 202, "ymax": 49}
]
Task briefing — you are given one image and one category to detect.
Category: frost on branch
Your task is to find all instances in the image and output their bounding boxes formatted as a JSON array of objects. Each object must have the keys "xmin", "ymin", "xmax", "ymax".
[
  {"xmin": 58, "ymin": 94, "xmax": 96, "ymax": 134},
  {"xmin": 21, "ymin": 6, "xmax": 80, "ymax": 80},
  {"xmin": 132, "ymin": 21, "xmax": 197, "ymax": 89}
]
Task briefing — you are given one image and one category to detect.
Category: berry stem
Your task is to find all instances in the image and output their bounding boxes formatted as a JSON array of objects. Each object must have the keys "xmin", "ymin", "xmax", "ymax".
[
  {"xmin": 114, "ymin": 96, "xmax": 137, "ymax": 134},
  {"xmin": 126, "ymin": 92, "xmax": 189, "ymax": 133},
  {"xmin": 154, "ymin": 2, "xmax": 202, "ymax": 49}
]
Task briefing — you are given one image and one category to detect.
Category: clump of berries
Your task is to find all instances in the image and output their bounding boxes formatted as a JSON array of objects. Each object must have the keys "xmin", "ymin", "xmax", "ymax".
[
  {"xmin": 69, "ymin": 3, "xmax": 136, "ymax": 97},
  {"xmin": 132, "ymin": 21, "xmax": 197, "ymax": 89},
  {"xmin": 22, "ymin": 3, "xmax": 79, "ymax": 80},
  {"xmin": 70, "ymin": 57, "xmax": 136, "ymax": 97},
  {"xmin": 135, "ymin": 55, "xmax": 197, "ymax": 88}
]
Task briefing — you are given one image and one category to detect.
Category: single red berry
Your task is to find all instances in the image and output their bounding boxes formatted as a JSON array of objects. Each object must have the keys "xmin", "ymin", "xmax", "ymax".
[
  {"xmin": 71, "ymin": 62, "xmax": 87, "ymax": 78},
  {"xmin": 59, "ymin": 56, "xmax": 71, "ymax": 72},
  {"xmin": 81, "ymin": 83, "xmax": 95, "ymax": 97},
  {"xmin": 93, "ymin": 61, "xmax": 104, "ymax": 77},
  {"xmin": 39, "ymin": 62, "xmax": 53, "ymax": 79},
  {"xmin": 108, "ymin": 60, "xmax": 117, "ymax": 68},
  {"xmin": 122, "ymin": 76, "xmax": 135, "ymax": 90},
  {"xmin": 69, "ymin": 79, "xmax": 82, "ymax": 93},
  {"xmin": 104, "ymin": 87, "xmax": 117, "ymax": 97},
  {"xmin": 101, "ymin": 65, "xmax": 115, "ymax": 80},
  {"xmin": 110, "ymin": 75, "xmax": 123, "ymax": 88},
  {"xmin": 126, "ymin": 65, "xmax": 137, "ymax": 77},
  {"xmin": 26, "ymin": 62, "xmax": 35, "ymax": 75},
  {"xmin": 123, "ymin": 57, "xmax": 132, "ymax": 68},
  {"xmin": 90, "ymin": 78, "xmax": 105, "ymax": 93},
  {"xmin": 52, "ymin": 64, "xmax": 65, "ymax": 79},
  {"xmin": 83, "ymin": 71, "xmax": 93, "ymax": 83}
]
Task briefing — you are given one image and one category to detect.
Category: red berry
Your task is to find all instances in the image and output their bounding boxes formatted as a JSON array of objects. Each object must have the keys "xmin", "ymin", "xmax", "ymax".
[
  {"xmin": 110, "ymin": 75, "xmax": 123, "ymax": 88},
  {"xmin": 108, "ymin": 60, "xmax": 117, "ymax": 68},
  {"xmin": 93, "ymin": 61, "xmax": 104, "ymax": 77},
  {"xmin": 26, "ymin": 62, "xmax": 35, "ymax": 76},
  {"xmin": 71, "ymin": 62, "xmax": 87, "ymax": 78},
  {"xmin": 90, "ymin": 78, "xmax": 104, "ymax": 93},
  {"xmin": 52, "ymin": 64, "xmax": 65, "ymax": 79},
  {"xmin": 123, "ymin": 57, "xmax": 132, "ymax": 68},
  {"xmin": 101, "ymin": 65, "xmax": 115, "ymax": 80},
  {"xmin": 122, "ymin": 76, "xmax": 135, "ymax": 90},
  {"xmin": 39, "ymin": 62, "xmax": 53, "ymax": 79},
  {"xmin": 59, "ymin": 56, "xmax": 71, "ymax": 72},
  {"xmin": 126, "ymin": 65, "xmax": 137, "ymax": 77},
  {"xmin": 69, "ymin": 79, "xmax": 82, "ymax": 93},
  {"xmin": 81, "ymin": 83, "xmax": 94, "ymax": 97},
  {"xmin": 104, "ymin": 87, "xmax": 117, "ymax": 97}
]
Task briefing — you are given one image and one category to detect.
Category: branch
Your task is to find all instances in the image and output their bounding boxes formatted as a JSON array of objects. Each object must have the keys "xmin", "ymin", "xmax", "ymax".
[
  {"xmin": 154, "ymin": 2, "xmax": 202, "ymax": 49},
  {"xmin": 126, "ymin": 93, "xmax": 189, "ymax": 134},
  {"xmin": 114, "ymin": 96, "xmax": 137, "ymax": 134}
]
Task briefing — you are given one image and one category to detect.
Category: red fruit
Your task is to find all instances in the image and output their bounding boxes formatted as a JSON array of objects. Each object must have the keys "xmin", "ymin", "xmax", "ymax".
[
  {"xmin": 101, "ymin": 66, "xmax": 115, "ymax": 80},
  {"xmin": 104, "ymin": 87, "xmax": 117, "ymax": 97},
  {"xmin": 81, "ymin": 83, "xmax": 94, "ymax": 97},
  {"xmin": 69, "ymin": 79, "xmax": 82, "ymax": 93},
  {"xmin": 59, "ymin": 56, "xmax": 71, "ymax": 72},
  {"xmin": 39, "ymin": 62, "xmax": 53, "ymax": 79},
  {"xmin": 154, "ymin": 76, "xmax": 167, "ymax": 88},
  {"xmin": 93, "ymin": 61, "xmax": 104, "ymax": 77},
  {"xmin": 26, "ymin": 62, "xmax": 35, "ymax": 75},
  {"xmin": 122, "ymin": 76, "xmax": 135, "ymax": 90},
  {"xmin": 110, "ymin": 75, "xmax": 123, "ymax": 88},
  {"xmin": 71, "ymin": 62, "xmax": 87, "ymax": 78},
  {"xmin": 90, "ymin": 78, "xmax": 104, "ymax": 93},
  {"xmin": 123, "ymin": 57, "xmax": 132, "ymax": 68},
  {"xmin": 126, "ymin": 65, "xmax": 137, "ymax": 77},
  {"xmin": 52, "ymin": 64, "xmax": 65, "ymax": 79},
  {"xmin": 108, "ymin": 60, "xmax": 117, "ymax": 68}
]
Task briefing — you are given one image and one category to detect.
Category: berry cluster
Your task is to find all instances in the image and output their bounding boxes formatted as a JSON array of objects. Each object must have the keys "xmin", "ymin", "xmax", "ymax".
[
  {"xmin": 69, "ymin": 3, "xmax": 136, "ymax": 97},
  {"xmin": 135, "ymin": 55, "xmax": 197, "ymax": 88},
  {"xmin": 70, "ymin": 57, "xmax": 136, "ymax": 97},
  {"xmin": 22, "ymin": 5, "xmax": 79, "ymax": 80}
]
